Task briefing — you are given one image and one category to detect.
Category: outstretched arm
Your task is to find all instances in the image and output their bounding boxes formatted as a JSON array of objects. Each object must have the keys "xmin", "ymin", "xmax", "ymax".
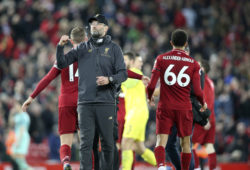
[
  {"xmin": 22, "ymin": 66, "xmax": 60, "ymax": 111},
  {"xmin": 127, "ymin": 69, "xmax": 150, "ymax": 86}
]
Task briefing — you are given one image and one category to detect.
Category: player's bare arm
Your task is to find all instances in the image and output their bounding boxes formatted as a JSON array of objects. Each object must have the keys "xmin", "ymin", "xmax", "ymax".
[
  {"xmin": 147, "ymin": 96, "xmax": 155, "ymax": 107},
  {"xmin": 22, "ymin": 96, "xmax": 34, "ymax": 112},
  {"xmin": 153, "ymin": 87, "xmax": 160, "ymax": 97}
]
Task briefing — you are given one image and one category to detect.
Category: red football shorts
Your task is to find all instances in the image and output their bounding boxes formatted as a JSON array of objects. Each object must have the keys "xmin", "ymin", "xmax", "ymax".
[
  {"xmin": 117, "ymin": 97, "xmax": 126, "ymax": 144},
  {"xmin": 192, "ymin": 122, "xmax": 215, "ymax": 145},
  {"xmin": 156, "ymin": 109, "xmax": 193, "ymax": 137},
  {"xmin": 58, "ymin": 106, "xmax": 78, "ymax": 135}
]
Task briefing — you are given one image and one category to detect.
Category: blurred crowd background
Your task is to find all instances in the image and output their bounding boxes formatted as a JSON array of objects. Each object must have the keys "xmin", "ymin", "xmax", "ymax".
[{"xmin": 0, "ymin": 0, "xmax": 249, "ymax": 164}]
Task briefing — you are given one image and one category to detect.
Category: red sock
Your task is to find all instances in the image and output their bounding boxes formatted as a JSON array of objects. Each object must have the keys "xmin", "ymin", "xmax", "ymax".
[
  {"xmin": 154, "ymin": 146, "xmax": 165, "ymax": 167},
  {"xmin": 60, "ymin": 144, "xmax": 71, "ymax": 164},
  {"xmin": 181, "ymin": 152, "xmax": 192, "ymax": 170},
  {"xmin": 208, "ymin": 153, "xmax": 217, "ymax": 170},
  {"xmin": 193, "ymin": 149, "xmax": 199, "ymax": 168}
]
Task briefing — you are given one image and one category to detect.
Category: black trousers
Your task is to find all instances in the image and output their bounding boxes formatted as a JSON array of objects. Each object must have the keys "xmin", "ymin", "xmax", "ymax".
[
  {"xmin": 78, "ymin": 104, "xmax": 115, "ymax": 170},
  {"xmin": 93, "ymin": 139, "xmax": 119, "ymax": 170},
  {"xmin": 93, "ymin": 104, "xmax": 119, "ymax": 170}
]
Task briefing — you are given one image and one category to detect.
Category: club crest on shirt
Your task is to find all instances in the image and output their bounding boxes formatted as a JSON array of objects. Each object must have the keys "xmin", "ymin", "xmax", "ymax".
[
  {"xmin": 105, "ymin": 48, "xmax": 109, "ymax": 54},
  {"xmin": 102, "ymin": 48, "xmax": 111, "ymax": 57}
]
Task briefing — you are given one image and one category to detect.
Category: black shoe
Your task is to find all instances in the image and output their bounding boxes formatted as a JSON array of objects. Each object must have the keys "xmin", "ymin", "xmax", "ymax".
[{"xmin": 63, "ymin": 163, "xmax": 72, "ymax": 170}]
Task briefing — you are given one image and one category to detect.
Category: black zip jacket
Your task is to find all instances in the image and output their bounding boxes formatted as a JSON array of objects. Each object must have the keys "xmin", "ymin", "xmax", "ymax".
[{"xmin": 56, "ymin": 35, "xmax": 128, "ymax": 104}]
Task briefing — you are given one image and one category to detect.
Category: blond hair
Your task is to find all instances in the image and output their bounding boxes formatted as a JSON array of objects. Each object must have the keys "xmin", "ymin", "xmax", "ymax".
[{"xmin": 70, "ymin": 26, "xmax": 85, "ymax": 44}]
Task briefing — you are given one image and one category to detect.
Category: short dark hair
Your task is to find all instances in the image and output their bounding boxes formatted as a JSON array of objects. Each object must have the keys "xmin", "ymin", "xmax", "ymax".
[
  {"xmin": 201, "ymin": 59, "xmax": 210, "ymax": 74},
  {"xmin": 171, "ymin": 29, "xmax": 188, "ymax": 47},
  {"xmin": 124, "ymin": 52, "xmax": 136, "ymax": 61},
  {"xmin": 70, "ymin": 26, "xmax": 85, "ymax": 44}
]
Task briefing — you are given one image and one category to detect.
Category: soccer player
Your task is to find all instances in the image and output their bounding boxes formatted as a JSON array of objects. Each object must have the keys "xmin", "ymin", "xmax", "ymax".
[
  {"xmin": 192, "ymin": 59, "xmax": 217, "ymax": 170},
  {"xmin": 164, "ymin": 46, "xmax": 205, "ymax": 170},
  {"xmin": 22, "ymin": 26, "xmax": 85, "ymax": 170},
  {"xmin": 121, "ymin": 53, "xmax": 156, "ymax": 170},
  {"xmin": 116, "ymin": 52, "xmax": 149, "ymax": 150},
  {"xmin": 116, "ymin": 52, "xmax": 150, "ymax": 169},
  {"xmin": 146, "ymin": 29, "xmax": 207, "ymax": 170}
]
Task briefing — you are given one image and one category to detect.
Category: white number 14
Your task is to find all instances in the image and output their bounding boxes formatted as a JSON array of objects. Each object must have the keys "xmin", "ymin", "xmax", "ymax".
[{"xmin": 69, "ymin": 64, "xmax": 79, "ymax": 82}]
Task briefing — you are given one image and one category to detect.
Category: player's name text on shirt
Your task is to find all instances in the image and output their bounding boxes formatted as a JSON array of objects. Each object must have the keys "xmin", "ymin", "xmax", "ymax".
[{"xmin": 163, "ymin": 56, "xmax": 194, "ymax": 63}]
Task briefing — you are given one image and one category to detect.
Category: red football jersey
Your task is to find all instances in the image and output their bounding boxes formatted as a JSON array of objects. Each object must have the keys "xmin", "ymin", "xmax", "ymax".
[
  {"xmin": 147, "ymin": 49, "xmax": 204, "ymax": 110},
  {"xmin": 30, "ymin": 61, "xmax": 78, "ymax": 107},
  {"xmin": 54, "ymin": 61, "xmax": 78, "ymax": 107},
  {"xmin": 204, "ymin": 75, "xmax": 215, "ymax": 123}
]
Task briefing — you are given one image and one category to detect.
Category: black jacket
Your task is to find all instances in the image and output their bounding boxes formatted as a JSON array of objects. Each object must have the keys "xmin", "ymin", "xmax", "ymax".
[{"xmin": 56, "ymin": 35, "xmax": 128, "ymax": 104}]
